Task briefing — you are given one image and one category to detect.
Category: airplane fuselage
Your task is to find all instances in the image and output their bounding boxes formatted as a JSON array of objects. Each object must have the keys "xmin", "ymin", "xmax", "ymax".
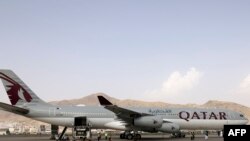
[{"xmin": 25, "ymin": 104, "xmax": 248, "ymax": 131}]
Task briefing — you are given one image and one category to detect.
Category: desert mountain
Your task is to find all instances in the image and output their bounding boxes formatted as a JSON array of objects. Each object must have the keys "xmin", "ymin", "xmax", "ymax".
[
  {"xmin": 0, "ymin": 93, "xmax": 249, "ymax": 124},
  {"xmin": 49, "ymin": 93, "xmax": 118, "ymax": 106}
]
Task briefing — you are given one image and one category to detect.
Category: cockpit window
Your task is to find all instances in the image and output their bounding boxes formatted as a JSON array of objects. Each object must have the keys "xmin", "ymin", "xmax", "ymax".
[{"xmin": 240, "ymin": 114, "xmax": 244, "ymax": 117}]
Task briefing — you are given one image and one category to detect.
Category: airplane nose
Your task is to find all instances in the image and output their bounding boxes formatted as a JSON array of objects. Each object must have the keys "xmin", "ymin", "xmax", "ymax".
[
  {"xmin": 246, "ymin": 118, "xmax": 249, "ymax": 124},
  {"xmin": 244, "ymin": 117, "xmax": 249, "ymax": 124}
]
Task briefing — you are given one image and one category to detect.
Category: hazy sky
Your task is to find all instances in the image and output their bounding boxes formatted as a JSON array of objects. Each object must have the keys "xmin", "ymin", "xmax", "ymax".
[{"xmin": 0, "ymin": 0, "xmax": 250, "ymax": 107}]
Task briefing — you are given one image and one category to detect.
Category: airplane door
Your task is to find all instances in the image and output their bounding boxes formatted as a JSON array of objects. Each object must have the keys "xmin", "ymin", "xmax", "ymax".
[{"xmin": 49, "ymin": 108, "xmax": 55, "ymax": 116}]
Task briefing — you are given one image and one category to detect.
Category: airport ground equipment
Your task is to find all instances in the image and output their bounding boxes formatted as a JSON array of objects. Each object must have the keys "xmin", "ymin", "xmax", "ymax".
[
  {"xmin": 72, "ymin": 117, "xmax": 92, "ymax": 141},
  {"xmin": 56, "ymin": 117, "xmax": 92, "ymax": 141}
]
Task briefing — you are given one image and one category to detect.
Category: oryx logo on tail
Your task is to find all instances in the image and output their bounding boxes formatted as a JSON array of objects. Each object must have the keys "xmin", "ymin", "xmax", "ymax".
[{"xmin": 0, "ymin": 72, "xmax": 32, "ymax": 105}]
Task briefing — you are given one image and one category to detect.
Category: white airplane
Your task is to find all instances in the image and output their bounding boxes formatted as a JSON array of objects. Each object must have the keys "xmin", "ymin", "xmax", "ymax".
[{"xmin": 0, "ymin": 70, "xmax": 248, "ymax": 140}]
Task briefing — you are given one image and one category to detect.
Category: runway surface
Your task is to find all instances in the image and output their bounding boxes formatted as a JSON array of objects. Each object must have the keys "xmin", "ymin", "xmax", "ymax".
[{"xmin": 0, "ymin": 135, "xmax": 224, "ymax": 141}]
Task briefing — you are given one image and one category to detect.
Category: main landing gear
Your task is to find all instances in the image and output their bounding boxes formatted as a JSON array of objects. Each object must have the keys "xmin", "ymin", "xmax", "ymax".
[
  {"xmin": 120, "ymin": 131, "xmax": 142, "ymax": 140},
  {"xmin": 171, "ymin": 132, "xmax": 186, "ymax": 138}
]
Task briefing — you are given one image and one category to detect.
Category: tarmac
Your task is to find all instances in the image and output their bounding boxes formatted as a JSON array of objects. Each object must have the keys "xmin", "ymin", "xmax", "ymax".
[{"xmin": 0, "ymin": 134, "xmax": 224, "ymax": 141}]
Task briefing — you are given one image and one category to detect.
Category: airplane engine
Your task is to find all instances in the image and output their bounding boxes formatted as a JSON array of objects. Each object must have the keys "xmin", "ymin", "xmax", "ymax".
[
  {"xmin": 134, "ymin": 116, "xmax": 163, "ymax": 128},
  {"xmin": 157, "ymin": 123, "xmax": 180, "ymax": 133}
]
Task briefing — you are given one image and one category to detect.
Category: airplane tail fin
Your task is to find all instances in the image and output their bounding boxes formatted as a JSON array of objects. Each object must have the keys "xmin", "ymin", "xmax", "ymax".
[{"xmin": 0, "ymin": 69, "xmax": 47, "ymax": 106}]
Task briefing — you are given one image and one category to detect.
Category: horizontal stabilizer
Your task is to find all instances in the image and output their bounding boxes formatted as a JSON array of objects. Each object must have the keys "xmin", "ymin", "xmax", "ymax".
[{"xmin": 0, "ymin": 102, "xmax": 29, "ymax": 115}]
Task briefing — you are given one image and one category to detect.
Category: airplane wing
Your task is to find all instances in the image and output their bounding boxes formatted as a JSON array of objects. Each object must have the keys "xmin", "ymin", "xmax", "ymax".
[
  {"xmin": 0, "ymin": 102, "xmax": 29, "ymax": 115},
  {"xmin": 97, "ymin": 96, "xmax": 151, "ymax": 122}
]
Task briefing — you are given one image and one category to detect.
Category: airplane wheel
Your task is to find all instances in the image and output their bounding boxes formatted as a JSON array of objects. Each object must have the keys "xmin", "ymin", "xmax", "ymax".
[
  {"xmin": 127, "ymin": 134, "xmax": 133, "ymax": 140},
  {"xmin": 135, "ymin": 134, "xmax": 141, "ymax": 139},
  {"xmin": 120, "ymin": 133, "xmax": 125, "ymax": 139}
]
